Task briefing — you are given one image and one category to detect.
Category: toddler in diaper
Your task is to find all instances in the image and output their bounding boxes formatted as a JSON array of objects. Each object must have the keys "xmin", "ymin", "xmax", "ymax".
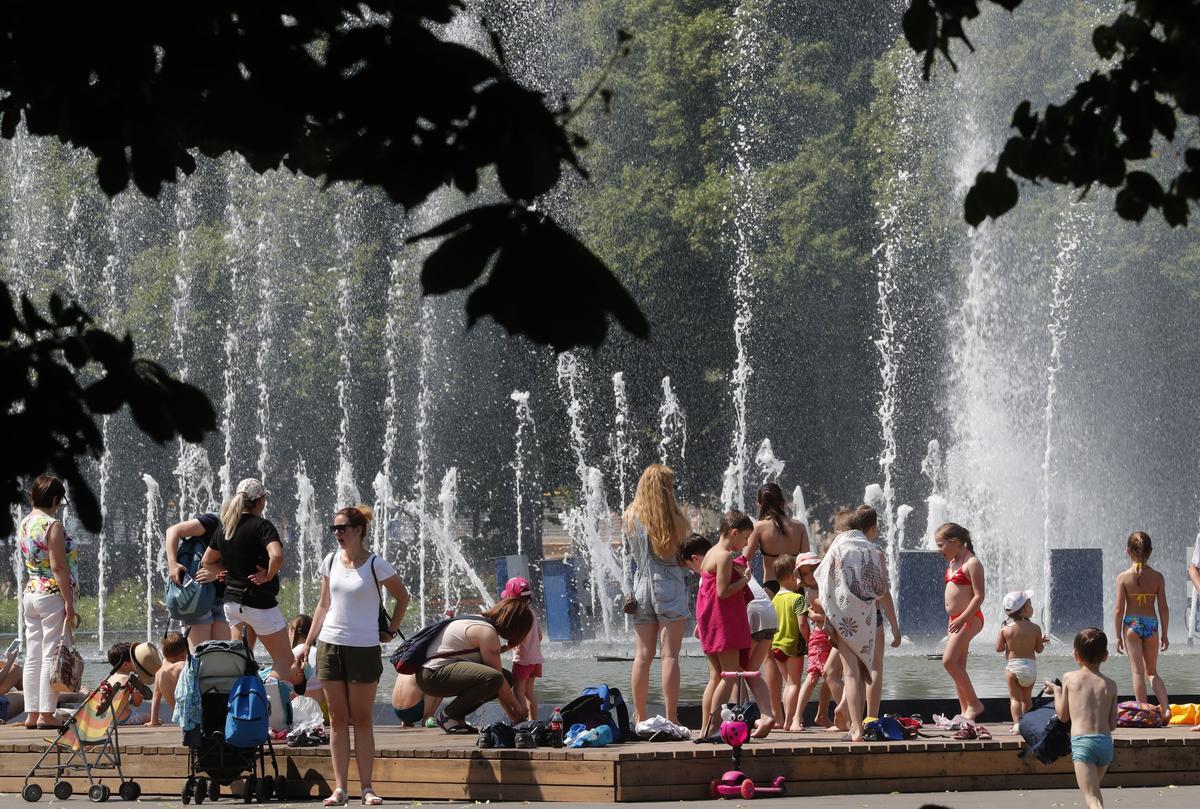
[{"xmin": 995, "ymin": 589, "xmax": 1048, "ymax": 734}]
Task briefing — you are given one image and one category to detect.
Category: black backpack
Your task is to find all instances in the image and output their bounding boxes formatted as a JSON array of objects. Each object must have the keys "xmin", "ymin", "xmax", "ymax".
[
  {"xmin": 389, "ymin": 616, "xmax": 491, "ymax": 674},
  {"xmin": 560, "ymin": 685, "xmax": 632, "ymax": 742},
  {"xmin": 1019, "ymin": 685, "xmax": 1071, "ymax": 764}
]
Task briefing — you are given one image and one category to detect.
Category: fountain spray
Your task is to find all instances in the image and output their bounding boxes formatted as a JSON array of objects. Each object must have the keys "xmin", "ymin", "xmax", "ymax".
[
  {"xmin": 510, "ymin": 391, "xmax": 535, "ymax": 557},
  {"xmin": 141, "ymin": 475, "xmax": 162, "ymax": 642},
  {"xmin": 658, "ymin": 376, "xmax": 687, "ymax": 469}
]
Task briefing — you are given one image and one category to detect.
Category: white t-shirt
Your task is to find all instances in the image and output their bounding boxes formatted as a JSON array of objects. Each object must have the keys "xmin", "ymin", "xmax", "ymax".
[
  {"xmin": 317, "ymin": 552, "xmax": 397, "ymax": 647},
  {"xmin": 1192, "ymin": 533, "xmax": 1200, "ymax": 568}
]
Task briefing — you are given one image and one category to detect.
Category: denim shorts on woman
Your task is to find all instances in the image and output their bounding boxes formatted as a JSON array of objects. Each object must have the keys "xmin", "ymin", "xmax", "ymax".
[
  {"xmin": 316, "ymin": 641, "xmax": 383, "ymax": 683},
  {"xmin": 632, "ymin": 568, "xmax": 689, "ymax": 625}
]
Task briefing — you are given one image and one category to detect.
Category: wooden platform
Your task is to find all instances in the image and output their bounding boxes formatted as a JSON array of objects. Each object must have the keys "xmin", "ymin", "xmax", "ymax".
[{"xmin": 3, "ymin": 724, "xmax": 1200, "ymax": 802}]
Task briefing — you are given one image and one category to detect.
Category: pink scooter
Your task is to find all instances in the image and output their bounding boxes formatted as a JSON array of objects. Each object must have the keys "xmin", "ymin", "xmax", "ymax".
[{"xmin": 708, "ymin": 671, "xmax": 786, "ymax": 799}]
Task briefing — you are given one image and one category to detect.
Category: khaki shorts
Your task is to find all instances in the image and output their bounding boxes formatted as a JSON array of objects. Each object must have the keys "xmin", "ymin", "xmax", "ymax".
[{"xmin": 315, "ymin": 641, "xmax": 383, "ymax": 684}]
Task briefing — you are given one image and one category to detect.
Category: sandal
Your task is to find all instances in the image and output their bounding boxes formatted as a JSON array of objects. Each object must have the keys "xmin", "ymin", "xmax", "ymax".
[
  {"xmin": 323, "ymin": 788, "xmax": 349, "ymax": 807},
  {"xmin": 975, "ymin": 726, "xmax": 992, "ymax": 740},
  {"xmin": 952, "ymin": 725, "xmax": 978, "ymax": 740},
  {"xmin": 361, "ymin": 789, "xmax": 383, "ymax": 806},
  {"xmin": 434, "ymin": 713, "xmax": 477, "ymax": 735}
]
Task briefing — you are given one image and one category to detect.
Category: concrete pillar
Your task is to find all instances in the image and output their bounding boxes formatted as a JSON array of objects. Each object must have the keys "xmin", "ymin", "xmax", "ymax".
[
  {"xmin": 896, "ymin": 550, "xmax": 948, "ymax": 636},
  {"xmin": 1049, "ymin": 548, "xmax": 1104, "ymax": 637}
]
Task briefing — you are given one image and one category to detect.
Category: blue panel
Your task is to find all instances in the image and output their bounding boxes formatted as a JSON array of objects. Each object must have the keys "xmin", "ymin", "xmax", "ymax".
[
  {"xmin": 897, "ymin": 550, "xmax": 950, "ymax": 636},
  {"xmin": 541, "ymin": 559, "xmax": 582, "ymax": 642},
  {"xmin": 1050, "ymin": 548, "xmax": 1104, "ymax": 637},
  {"xmin": 495, "ymin": 557, "xmax": 510, "ymax": 601}
]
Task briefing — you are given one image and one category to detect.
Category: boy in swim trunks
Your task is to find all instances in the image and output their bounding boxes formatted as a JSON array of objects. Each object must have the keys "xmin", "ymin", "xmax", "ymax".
[
  {"xmin": 996, "ymin": 590, "xmax": 1048, "ymax": 734},
  {"xmin": 769, "ymin": 556, "xmax": 807, "ymax": 729},
  {"xmin": 1045, "ymin": 628, "xmax": 1118, "ymax": 809}
]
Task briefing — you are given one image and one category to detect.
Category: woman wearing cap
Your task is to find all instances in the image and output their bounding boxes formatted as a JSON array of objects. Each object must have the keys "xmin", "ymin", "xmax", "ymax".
[
  {"xmin": 17, "ymin": 474, "xmax": 79, "ymax": 730},
  {"xmin": 297, "ymin": 505, "xmax": 409, "ymax": 807},
  {"xmin": 200, "ymin": 478, "xmax": 306, "ymax": 693},
  {"xmin": 625, "ymin": 464, "xmax": 692, "ymax": 725},
  {"xmin": 500, "ymin": 576, "xmax": 543, "ymax": 721}
]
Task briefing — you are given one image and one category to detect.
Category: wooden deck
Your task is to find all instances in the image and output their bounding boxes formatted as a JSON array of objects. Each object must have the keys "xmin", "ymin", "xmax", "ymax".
[{"xmin": 3, "ymin": 723, "xmax": 1199, "ymax": 802}]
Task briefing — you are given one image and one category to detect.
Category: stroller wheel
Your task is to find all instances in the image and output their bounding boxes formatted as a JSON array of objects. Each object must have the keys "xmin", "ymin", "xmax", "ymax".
[
  {"xmin": 195, "ymin": 777, "xmax": 208, "ymax": 805},
  {"xmin": 272, "ymin": 778, "xmax": 288, "ymax": 801},
  {"xmin": 21, "ymin": 784, "xmax": 43, "ymax": 802},
  {"xmin": 256, "ymin": 777, "xmax": 272, "ymax": 803},
  {"xmin": 182, "ymin": 776, "xmax": 195, "ymax": 805},
  {"xmin": 242, "ymin": 778, "xmax": 257, "ymax": 804},
  {"xmin": 119, "ymin": 781, "xmax": 142, "ymax": 802},
  {"xmin": 88, "ymin": 784, "xmax": 107, "ymax": 802},
  {"xmin": 209, "ymin": 779, "xmax": 221, "ymax": 802},
  {"xmin": 54, "ymin": 782, "xmax": 74, "ymax": 800}
]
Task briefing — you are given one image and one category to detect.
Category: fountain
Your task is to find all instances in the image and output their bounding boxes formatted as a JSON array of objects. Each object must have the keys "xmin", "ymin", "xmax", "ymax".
[
  {"xmin": 252, "ymin": 174, "xmax": 277, "ymax": 487},
  {"xmin": 141, "ymin": 474, "xmax": 162, "ymax": 643},
  {"xmin": 753, "ymin": 439, "xmax": 785, "ymax": 485},
  {"xmin": 791, "ymin": 485, "xmax": 812, "ymax": 541},
  {"xmin": 294, "ymin": 462, "xmax": 320, "ymax": 615},
  {"xmin": 609, "ymin": 372, "xmax": 636, "ymax": 592},
  {"xmin": 510, "ymin": 391, "xmax": 536, "ymax": 557},
  {"xmin": 218, "ymin": 163, "xmax": 249, "ymax": 502},
  {"xmin": 403, "ymin": 470, "xmax": 493, "ymax": 617},
  {"xmin": 657, "ymin": 376, "xmax": 687, "ymax": 469},
  {"xmin": 333, "ymin": 206, "xmax": 361, "ymax": 509}
]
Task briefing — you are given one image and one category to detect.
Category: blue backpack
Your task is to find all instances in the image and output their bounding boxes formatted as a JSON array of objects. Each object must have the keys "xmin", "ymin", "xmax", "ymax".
[
  {"xmin": 224, "ymin": 675, "xmax": 270, "ymax": 748},
  {"xmin": 166, "ymin": 513, "xmax": 218, "ymax": 622}
]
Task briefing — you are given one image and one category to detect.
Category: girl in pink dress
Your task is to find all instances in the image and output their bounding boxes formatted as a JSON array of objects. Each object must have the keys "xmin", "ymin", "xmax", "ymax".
[{"xmin": 697, "ymin": 511, "xmax": 755, "ymax": 736}]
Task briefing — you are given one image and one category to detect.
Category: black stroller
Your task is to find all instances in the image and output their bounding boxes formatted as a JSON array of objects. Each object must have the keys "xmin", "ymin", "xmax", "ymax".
[{"xmin": 179, "ymin": 639, "xmax": 282, "ymax": 804}]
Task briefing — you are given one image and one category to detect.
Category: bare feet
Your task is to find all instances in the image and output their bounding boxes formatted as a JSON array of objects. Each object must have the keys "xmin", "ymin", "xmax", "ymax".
[
  {"xmin": 788, "ymin": 722, "xmax": 805, "ymax": 732},
  {"xmin": 752, "ymin": 716, "xmax": 776, "ymax": 739},
  {"xmin": 964, "ymin": 702, "xmax": 986, "ymax": 722}
]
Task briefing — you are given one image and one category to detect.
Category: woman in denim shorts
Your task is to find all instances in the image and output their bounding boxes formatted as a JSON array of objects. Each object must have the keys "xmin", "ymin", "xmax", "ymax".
[{"xmin": 624, "ymin": 464, "xmax": 692, "ymax": 725}]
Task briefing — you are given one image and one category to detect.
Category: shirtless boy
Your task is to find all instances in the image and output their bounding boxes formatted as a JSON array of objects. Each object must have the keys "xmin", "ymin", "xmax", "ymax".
[
  {"xmin": 1045, "ymin": 628, "xmax": 1118, "ymax": 809},
  {"xmin": 145, "ymin": 632, "xmax": 189, "ymax": 726}
]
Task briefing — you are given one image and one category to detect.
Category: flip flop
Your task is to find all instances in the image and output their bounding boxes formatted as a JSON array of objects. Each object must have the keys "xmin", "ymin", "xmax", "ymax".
[{"xmin": 323, "ymin": 788, "xmax": 349, "ymax": 807}]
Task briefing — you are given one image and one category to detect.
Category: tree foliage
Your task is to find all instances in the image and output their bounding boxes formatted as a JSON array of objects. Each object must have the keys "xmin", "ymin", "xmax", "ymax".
[
  {"xmin": 0, "ymin": 0, "xmax": 647, "ymax": 348},
  {"xmin": 0, "ymin": 282, "xmax": 215, "ymax": 536},
  {"xmin": 904, "ymin": 0, "xmax": 1200, "ymax": 226}
]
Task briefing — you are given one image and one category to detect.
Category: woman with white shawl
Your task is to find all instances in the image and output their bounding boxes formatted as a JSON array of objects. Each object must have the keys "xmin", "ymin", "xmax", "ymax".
[{"xmin": 814, "ymin": 514, "xmax": 888, "ymax": 742}]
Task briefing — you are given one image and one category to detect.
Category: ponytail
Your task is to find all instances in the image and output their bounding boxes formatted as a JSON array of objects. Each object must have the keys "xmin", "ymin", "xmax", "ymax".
[
  {"xmin": 221, "ymin": 493, "xmax": 246, "ymax": 540},
  {"xmin": 936, "ymin": 522, "xmax": 974, "ymax": 553},
  {"xmin": 1127, "ymin": 531, "xmax": 1152, "ymax": 585}
]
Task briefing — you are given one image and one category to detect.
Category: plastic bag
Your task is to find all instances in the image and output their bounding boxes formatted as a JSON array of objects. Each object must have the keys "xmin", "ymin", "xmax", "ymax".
[{"xmin": 291, "ymin": 696, "xmax": 324, "ymax": 728}]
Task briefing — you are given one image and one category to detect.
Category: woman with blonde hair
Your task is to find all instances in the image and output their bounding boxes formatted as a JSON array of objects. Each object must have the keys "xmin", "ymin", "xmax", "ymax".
[
  {"xmin": 200, "ymin": 478, "xmax": 306, "ymax": 693},
  {"xmin": 625, "ymin": 464, "xmax": 692, "ymax": 724}
]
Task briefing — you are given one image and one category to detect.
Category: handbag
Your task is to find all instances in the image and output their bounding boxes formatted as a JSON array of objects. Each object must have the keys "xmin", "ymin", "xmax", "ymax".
[
  {"xmin": 50, "ymin": 637, "xmax": 85, "ymax": 693},
  {"xmin": 370, "ymin": 555, "xmax": 396, "ymax": 638},
  {"xmin": 622, "ymin": 594, "xmax": 639, "ymax": 615}
]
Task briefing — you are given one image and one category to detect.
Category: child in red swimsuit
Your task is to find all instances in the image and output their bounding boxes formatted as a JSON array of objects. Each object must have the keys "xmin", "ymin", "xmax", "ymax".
[{"xmin": 936, "ymin": 522, "xmax": 986, "ymax": 722}]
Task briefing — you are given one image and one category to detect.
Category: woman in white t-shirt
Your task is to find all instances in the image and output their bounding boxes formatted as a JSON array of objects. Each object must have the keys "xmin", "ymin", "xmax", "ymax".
[{"xmin": 297, "ymin": 505, "xmax": 409, "ymax": 807}]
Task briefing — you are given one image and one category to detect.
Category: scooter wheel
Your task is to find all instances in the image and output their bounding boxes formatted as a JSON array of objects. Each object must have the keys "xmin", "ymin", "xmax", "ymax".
[
  {"xmin": 739, "ymin": 779, "xmax": 756, "ymax": 800},
  {"xmin": 22, "ymin": 784, "xmax": 43, "ymax": 802},
  {"xmin": 54, "ymin": 782, "xmax": 74, "ymax": 800},
  {"xmin": 710, "ymin": 779, "xmax": 722, "ymax": 799},
  {"xmin": 120, "ymin": 780, "xmax": 142, "ymax": 801}
]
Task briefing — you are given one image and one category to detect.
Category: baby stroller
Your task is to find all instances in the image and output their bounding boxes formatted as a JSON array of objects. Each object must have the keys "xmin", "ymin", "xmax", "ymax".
[
  {"xmin": 22, "ymin": 666, "xmax": 144, "ymax": 802},
  {"xmin": 179, "ymin": 638, "xmax": 281, "ymax": 804}
]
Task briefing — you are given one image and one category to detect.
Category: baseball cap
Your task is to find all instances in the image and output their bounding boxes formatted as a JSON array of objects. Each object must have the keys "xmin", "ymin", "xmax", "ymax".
[
  {"xmin": 235, "ymin": 478, "xmax": 270, "ymax": 500},
  {"xmin": 501, "ymin": 576, "xmax": 532, "ymax": 599},
  {"xmin": 795, "ymin": 552, "xmax": 821, "ymax": 571},
  {"xmin": 1002, "ymin": 590, "xmax": 1033, "ymax": 615}
]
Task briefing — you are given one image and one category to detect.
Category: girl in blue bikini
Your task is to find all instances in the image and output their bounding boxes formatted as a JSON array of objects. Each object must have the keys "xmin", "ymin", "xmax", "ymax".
[{"xmin": 1113, "ymin": 531, "xmax": 1170, "ymax": 724}]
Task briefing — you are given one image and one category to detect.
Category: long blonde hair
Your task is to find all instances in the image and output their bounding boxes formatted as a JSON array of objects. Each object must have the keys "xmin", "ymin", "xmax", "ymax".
[
  {"xmin": 220, "ymin": 492, "xmax": 259, "ymax": 540},
  {"xmin": 629, "ymin": 464, "xmax": 685, "ymax": 560}
]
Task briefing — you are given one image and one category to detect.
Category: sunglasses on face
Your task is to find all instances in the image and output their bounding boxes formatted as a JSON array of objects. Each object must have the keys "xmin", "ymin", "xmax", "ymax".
[{"xmin": 329, "ymin": 524, "xmax": 352, "ymax": 534}]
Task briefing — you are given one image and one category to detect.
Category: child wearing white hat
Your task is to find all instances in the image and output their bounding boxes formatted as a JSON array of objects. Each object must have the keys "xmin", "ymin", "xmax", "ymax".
[{"xmin": 995, "ymin": 590, "xmax": 1048, "ymax": 734}]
